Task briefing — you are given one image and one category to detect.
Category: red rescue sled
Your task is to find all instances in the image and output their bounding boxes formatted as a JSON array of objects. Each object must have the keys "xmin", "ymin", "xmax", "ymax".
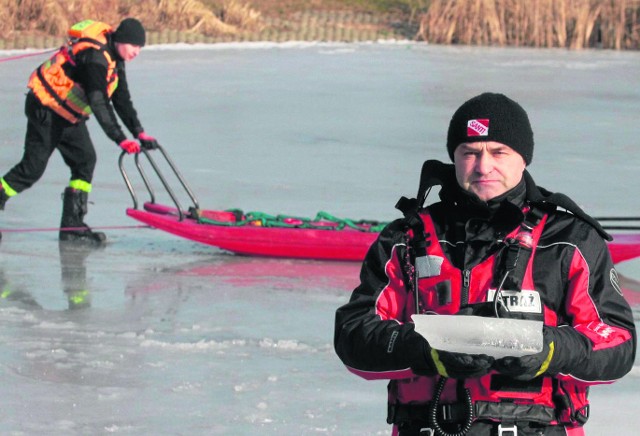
[
  {"xmin": 127, "ymin": 203, "xmax": 381, "ymax": 261},
  {"xmin": 120, "ymin": 147, "xmax": 640, "ymax": 264}
]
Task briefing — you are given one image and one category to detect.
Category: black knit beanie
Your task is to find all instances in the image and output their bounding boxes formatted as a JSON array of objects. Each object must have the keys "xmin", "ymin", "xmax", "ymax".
[
  {"xmin": 113, "ymin": 18, "xmax": 146, "ymax": 47},
  {"xmin": 446, "ymin": 93, "xmax": 534, "ymax": 165}
]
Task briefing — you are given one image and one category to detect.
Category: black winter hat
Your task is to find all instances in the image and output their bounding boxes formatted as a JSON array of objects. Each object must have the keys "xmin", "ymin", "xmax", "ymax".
[
  {"xmin": 446, "ymin": 92, "xmax": 534, "ymax": 165},
  {"xmin": 113, "ymin": 18, "xmax": 146, "ymax": 47}
]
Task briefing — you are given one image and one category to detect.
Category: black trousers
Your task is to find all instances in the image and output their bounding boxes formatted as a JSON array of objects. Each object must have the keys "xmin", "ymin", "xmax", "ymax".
[{"xmin": 2, "ymin": 92, "xmax": 97, "ymax": 194}]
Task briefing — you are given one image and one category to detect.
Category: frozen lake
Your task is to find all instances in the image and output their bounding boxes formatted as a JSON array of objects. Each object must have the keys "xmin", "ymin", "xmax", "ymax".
[{"xmin": 1, "ymin": 41, "xmax": 639, "ymax": 435}]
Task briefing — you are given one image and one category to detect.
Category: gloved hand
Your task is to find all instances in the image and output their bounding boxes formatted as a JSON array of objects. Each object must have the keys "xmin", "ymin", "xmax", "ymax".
[
  {"xmin": 119, "ymin": 139, "xmax": 140, "ymax": 154},
  {"xmin": 493, "ymin": 326, "xmax": 556, "ymax": 380},
  {"xmin": 413, "ymin": 339, "xmax": 494, "ymax": 379},
  {"xmin": 138, "ymin": 132, "xmax": 159, "ymax": 150},
  {"xmin": 429, "ymin": 348, "xmax": 495, "ymax": 379}
]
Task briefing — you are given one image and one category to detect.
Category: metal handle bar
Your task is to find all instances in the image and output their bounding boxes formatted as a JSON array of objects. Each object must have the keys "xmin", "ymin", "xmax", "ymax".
[
  {"xmin": 595, "ymin": 217, "xmax": 640, "ymax": 231},
  {"xmin": 595, "ymin": 217, "xmax": 640, "ymax": 222},
  {"xmin": 118, "ymin": 144, "xmax": 200, "ymax": 221}
]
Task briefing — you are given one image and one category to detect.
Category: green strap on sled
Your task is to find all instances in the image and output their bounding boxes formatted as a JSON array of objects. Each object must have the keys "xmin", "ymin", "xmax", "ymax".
[{"xmin": 197, "ymin": 209, "xmax": 387, "ymax": 232}]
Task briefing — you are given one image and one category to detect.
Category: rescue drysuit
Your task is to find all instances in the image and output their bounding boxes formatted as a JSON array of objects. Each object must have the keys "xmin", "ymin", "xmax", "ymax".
[{"xmin": 334, "ymin": 161, "xmax": 636, "ymax": 435}]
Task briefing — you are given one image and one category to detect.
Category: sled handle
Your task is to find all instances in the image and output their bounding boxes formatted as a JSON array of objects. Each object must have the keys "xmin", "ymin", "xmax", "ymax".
[
  {"xmin": 153, "ymin": 144, "xmax": 200, "ymax": 211},
  {"xmin": 118, "ymin": 144, "xmax": 200, "ymax": 221},
  {"xmin": 119, "ymin": 151, "xmax": 139, "ymax": 210},
  {"xmin": 595, "ymin": 217, "xmax": 640, "ymax": 231}
]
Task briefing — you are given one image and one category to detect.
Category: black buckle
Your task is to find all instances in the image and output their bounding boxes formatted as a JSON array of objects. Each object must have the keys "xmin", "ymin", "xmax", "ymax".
[{"xmin": 574, "ymin": 404, "xmax": 590, "ymax": 425}]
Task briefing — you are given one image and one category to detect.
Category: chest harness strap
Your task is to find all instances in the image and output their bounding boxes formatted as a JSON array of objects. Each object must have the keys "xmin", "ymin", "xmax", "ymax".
[{"xmin": 491, "ymin": 206, "xmax": 545, "ymax": 320}]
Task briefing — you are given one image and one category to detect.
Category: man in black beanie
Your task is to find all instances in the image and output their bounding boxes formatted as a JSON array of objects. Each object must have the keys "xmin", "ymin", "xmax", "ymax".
[
  {"xmin": 335, "ymin": 92, "xmax": 636, "ymax": 435},
  {"xmin": 0, "ymin": 17, "xmax": 159, "ymax": 245},
  {"xmin": 446, "ymin": 92, "xmax": 534, "ymax": 201}
]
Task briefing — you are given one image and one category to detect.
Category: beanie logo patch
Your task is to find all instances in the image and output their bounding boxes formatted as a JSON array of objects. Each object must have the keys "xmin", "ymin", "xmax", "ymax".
[{"xmin": 467, "ymin": 119, "xmax": 489, "ymax": 137}]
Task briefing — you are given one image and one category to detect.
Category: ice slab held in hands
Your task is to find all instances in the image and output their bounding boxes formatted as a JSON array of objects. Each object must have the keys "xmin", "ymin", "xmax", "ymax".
[{"xmin": 411, "ymin": 315, "xmax": 543, "ymax": 358}]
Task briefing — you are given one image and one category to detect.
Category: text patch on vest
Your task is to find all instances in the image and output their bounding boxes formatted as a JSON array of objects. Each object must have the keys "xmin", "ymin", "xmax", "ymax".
[{"xmin": 487, "ymin": 289, "xmax": 542, "ymax": 314}]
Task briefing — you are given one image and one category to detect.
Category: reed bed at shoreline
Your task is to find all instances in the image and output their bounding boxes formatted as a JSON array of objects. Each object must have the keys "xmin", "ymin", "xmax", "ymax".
[
  {"xmin": 0, "ymin": 0, "xmax": 261, "ymax": 41},
  {"xmin": 1, "ymin": 0, "xmax": 639, "ymax": 50},
  {"xmin": 0, "ymin": 10, "xmax": 402, "ymax": 50},
  {"xmin": 417, "ymin": 0, "xmax": 640, "ymax": 50}
]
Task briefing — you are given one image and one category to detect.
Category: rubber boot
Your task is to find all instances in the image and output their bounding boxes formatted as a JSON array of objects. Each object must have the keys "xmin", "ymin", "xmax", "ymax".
[
  {"xmin": 0, "ymin": 186, "xmax": 8, "ymax": 243},
  {"xmin": 59, "ymin": 187, "xmax": 106, "ymax": 245},
  {"xmin": 0, "ymin": 187, "xmax": 8, "ymax": 210}
]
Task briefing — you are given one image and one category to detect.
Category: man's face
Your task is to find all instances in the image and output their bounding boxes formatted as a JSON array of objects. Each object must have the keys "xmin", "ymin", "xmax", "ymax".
[
  {"xmin": 115, "ymin": 42, "xmax": 141, "ymax": 61},
  {"xmin": 453, "ymin": 141, "xmax": 526, "ymax": 201}
]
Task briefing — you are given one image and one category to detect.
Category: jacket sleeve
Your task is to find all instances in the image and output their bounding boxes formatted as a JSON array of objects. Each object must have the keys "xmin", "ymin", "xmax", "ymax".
[
  {"xmin": 334, "ymin": 220, "xmax": 431, "ymax": 380},
  {"xmin": 110, "ymin": 64, "xmax": 144, "ymax": 138},
  {"xmin": 76, "ymin": 51, "xmax": 143, "ymax": 144},
  {"xmin": 76, "ymin": 50, "xmax": 128, "ymax": 144},
  {"xmin": 551, "ymin": 220, "xmax": 636, "ymax": 383}
]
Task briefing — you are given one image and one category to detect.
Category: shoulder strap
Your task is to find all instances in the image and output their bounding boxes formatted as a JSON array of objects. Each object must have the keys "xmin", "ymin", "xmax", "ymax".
[
  {"xmin": 496, "ymin": 205, "xmax": 545, "ymax": 292},
  {"xmin": 396, "ymin": 160, "xmax": 459, "ymax": 281},
  {"xmin": 395, "ymin": 196, "xmax": 430, "ymax": 273}
]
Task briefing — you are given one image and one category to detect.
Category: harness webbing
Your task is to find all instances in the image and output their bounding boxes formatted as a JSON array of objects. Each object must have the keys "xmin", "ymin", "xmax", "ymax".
[
  {"xmin": 495, "ymin": 206, "xmax": 545, "ymax": 292},
  {"xmin": 197, "ymin": 210, "xmax": 388, "ymax": 232},
  {"xmin": 75, "ymin": 37, "xmax": 107, "ymax": 47}
]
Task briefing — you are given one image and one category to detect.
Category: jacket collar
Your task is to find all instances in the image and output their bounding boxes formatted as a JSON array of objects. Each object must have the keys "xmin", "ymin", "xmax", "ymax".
[{"xmin": 418, "ymin": 161, "xmax": 610, "ymax": 241}]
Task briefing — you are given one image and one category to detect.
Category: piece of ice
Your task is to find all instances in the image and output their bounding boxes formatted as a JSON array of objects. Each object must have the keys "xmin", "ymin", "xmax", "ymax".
[{"xmin": 412, "ymin": 314, "xmax": 543, "ymax": 358}]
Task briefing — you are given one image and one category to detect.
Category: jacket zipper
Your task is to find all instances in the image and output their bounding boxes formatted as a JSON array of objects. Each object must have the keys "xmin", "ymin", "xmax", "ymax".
[{"xmin": 462, "ymin": 269, "xmax": 470, "ymax": 305}]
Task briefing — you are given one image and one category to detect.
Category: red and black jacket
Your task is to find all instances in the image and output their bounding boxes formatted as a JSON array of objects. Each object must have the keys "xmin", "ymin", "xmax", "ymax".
[{"xmin": 334, "ymin": 161, "xmax": 636, "ymax": 430}]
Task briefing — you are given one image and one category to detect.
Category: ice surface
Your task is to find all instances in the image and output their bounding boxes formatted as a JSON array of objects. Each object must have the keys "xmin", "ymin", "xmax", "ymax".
[{"xmin": 1, "ymin": 42, "xmax": 639, "ymax": 435}]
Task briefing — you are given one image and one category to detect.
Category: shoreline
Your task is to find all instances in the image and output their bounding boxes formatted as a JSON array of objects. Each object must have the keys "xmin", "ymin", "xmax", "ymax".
[
  {"xmin": 2, "ymin": 2, "xmax": 639, "ymax": 52},
  {"xmin": 0, "ymin": 10, "xmax": 410, "ymax": 51},
  {"xmin": 4, "ymin": 39, "xmax": 638, "ymax": 58},
  {"xmin": 3, "ymin": 14, "xmax": 638, "ymax": 51}
]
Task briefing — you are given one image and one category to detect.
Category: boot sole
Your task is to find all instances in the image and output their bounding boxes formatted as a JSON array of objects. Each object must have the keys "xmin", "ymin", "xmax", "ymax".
[{"xmin": 59, "ymin": 232, "xmax": 107, "ymax": 246}]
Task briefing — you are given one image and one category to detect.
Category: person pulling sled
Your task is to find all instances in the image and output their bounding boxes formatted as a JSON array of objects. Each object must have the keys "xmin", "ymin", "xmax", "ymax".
[{"xmin": 0, "ymin": 18, "xmax": 159, "ymax": 245}]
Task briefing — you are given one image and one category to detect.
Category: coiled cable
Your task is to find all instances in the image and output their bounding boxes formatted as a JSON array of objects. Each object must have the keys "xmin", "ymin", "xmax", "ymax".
[{"xmin": 428, "ymin": 377, "xmax": 474, "ymax": 436}]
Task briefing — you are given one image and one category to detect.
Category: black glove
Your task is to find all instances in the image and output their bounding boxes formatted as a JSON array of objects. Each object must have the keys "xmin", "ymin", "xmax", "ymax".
[
  {"xmin": 413, "ymin": 339, "xmax": 494, "ymax": 379},
  {"xmin": 138, "ymin": 132, "xmax": 159, "ymax": 150},
  {"xmin": 493, "ymin": 326, "xmax": 557, "ymax": 380},
  {"xmin": 429, "ymin": 348, "xmax": 495, "ymax": 379}
]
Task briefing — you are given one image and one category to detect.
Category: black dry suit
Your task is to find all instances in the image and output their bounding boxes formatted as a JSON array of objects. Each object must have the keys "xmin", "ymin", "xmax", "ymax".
[{"xmin": 334, "ymin": 160, "xmax": 636, "ymax": 436}]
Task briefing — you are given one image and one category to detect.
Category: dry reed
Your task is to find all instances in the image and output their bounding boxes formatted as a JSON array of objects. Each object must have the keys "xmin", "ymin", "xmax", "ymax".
[
  {"xmin": 221, "ymin": 0, "xmax": 263, "ymax": 32},
  {"xmin": 1, "ymin": 0, "xmax": 638, "ymax": 49},
  {"xmin": 0, "ymin": 0, "xmax": 262, "ymax": 40},
  {"xmin": 416, "ymin": 0, "xmax": 640, "ymax": 49}
]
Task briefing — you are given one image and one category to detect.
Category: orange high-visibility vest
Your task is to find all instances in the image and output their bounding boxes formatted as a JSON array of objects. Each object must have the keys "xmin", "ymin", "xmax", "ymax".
[{"xmin": 27, "ymin": 20, "xmax": 119, "ymax": 123}]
